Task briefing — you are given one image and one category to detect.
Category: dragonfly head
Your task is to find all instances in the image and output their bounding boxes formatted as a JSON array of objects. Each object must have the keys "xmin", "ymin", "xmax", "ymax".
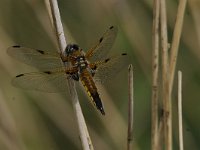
[{"xmin": 65, "ymin": 44, "xmax": 79, "ymax": 56}]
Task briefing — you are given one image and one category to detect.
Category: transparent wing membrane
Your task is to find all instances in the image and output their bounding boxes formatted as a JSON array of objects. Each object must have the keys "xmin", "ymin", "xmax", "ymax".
[
  {"xmin": 8, "ymin": 27, "xmax": 129, "ymax": 95},
  {"xmin": 12, "ymin": 69, "xmax": 69, "ymax": 92},
  {"xmin": 85, "ymin": 26, "xmax": 118, "ymax": 62},
  {"xmin": 7, "ymin": 46, "xmax": 62, "ymax": 70},
  {"xmin": 93, "ymin": 53, "xmax": 129, "ymax": 84}
]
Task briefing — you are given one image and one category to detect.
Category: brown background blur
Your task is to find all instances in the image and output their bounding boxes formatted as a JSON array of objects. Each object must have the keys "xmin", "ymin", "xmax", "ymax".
[{"xmin": 0, "ymin": 0, "xmax": 200, "ymax": 150}]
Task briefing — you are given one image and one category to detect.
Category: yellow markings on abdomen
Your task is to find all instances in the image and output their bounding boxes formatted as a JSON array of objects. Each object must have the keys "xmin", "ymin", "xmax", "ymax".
[
  {"xmin": 81, "ymin": 80, "xmax": 94, "ymax": 101},
  {"xmin": 79, "ymin": 69, "xmax": 106, "ymax": 115},
  {"xmin": 80, "ymin": 75, "xmax": 98, "ymax": 108},
  {"xmin": 82, "ymin": 81, "xmax": 92, "ymax": 97}
]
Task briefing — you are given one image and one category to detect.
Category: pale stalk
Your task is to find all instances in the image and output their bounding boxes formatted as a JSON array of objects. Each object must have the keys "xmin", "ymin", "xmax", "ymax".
[
  {"xmin": 127, "ymin": 64, "xmax": 134, "ymax": 150},
  {"xmin": 160, "ymin": 0, "xmax": 172, "ymax": 149},
  {"xmin": 169, "ymin": 0, "xmax": 187, "ymax": 94},
  {"xmin": 151, "ymin": 0, "xmax": 160, "ymax": 149},
  {"xmin": 46, "ymin": 0, "xmax": 93, "ymax": 149},
  {"xmin": 178, "ymin": 71, "xmax": 184, "ymax": 150}
]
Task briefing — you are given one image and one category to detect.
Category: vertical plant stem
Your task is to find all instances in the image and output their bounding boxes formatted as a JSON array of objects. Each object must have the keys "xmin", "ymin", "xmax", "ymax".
[
  {"xmin": 48, "ymin": 0, "xmax": 67, "ymax": 51},
  {"xmin": 151, "ymin": 0, "xmax": 160, "ymax": 149},
  {"xmin": 160, "ymin": 0, "xmax": 172, "ymax": 150},
  {"xmin": 169, "ymin": 0, "xmax": 187, "ymax": 94},
  {"xmin": 157, "ymin": 115, "xmax": 164, "ymax": 150},
  {"xmin": 178, "ymin": 71, "xmax": 184, "ymax": 150},
  {"xmin": 47, "ymin": 0, "xmax": 93, "ymax": 149},
  {"xmin": 127, "ymin": 64, "xmax": 134, "ymax": 150}
]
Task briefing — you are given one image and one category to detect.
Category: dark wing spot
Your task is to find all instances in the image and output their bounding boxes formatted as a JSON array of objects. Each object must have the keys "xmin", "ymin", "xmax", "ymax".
[
  {"xmin": 16, "ymin": 74, "xmax": 24, "ymax": 77},
  {"xmin": 37, "ymin": 49, "xmax": 45, "ymax": 54},
  {"xmin": 13, "ymin": 45, "xmax": 21, "ymax": 48},
  {"xmin": 122, "ymin": 53, "xmax": 127, "ymax": 56},
  {"xmin": 109, "ymin": 26, "xmax": 114, "ymax": 29},
  {"xmin": 44, "ymin": 71, "xmax": 52, "ymax": 74},
  {"xmin": 99, "ymin": 37, "xmax": 103, "ymax": 43},
  {"xmin": 105, "ymin": 58, "xmax": 110, "ymax": 63}
]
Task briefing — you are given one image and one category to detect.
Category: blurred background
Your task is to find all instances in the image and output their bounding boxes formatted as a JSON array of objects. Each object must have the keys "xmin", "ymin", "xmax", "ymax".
[{"xmin": 0, "ymin": 0, "xmax": 200, "ymax": 150}]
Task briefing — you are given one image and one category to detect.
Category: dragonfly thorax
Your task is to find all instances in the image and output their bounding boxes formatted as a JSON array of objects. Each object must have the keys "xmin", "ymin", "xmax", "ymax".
[
  {"xmin": 75, "ymin": 56, "xmax": 88, "ymax": 72},
  {"xmin": 71, "ymin": 56, "xmax": 88, "ymax": 81}
]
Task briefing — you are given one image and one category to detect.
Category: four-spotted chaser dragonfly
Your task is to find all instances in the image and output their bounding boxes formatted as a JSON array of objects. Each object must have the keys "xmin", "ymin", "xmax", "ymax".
[{"xmin": 7, "ymin": 26, "xmax": 128, "ymax": 115}]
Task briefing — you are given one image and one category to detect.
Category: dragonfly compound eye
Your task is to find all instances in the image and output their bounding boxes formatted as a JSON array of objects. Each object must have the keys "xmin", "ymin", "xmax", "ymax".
[
  {"xmin": 66, "ymin": 44, "xmax": 79, "ymax": 55},
  {"xmin": 72, "ymin": 44, "xmax": 79, "ymax": 50}
]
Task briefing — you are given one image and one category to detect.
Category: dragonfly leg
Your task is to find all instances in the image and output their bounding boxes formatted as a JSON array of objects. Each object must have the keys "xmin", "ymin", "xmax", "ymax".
[
  {"xmin": 66, "ymin": 73, "xmax": 79, "ymax": 81},
  {"xmin": 71, "ymin": 73, "xmax": 79, "ymax": 81},
  {"xmin": 89, "ymin": 68, "xmax": 96, "ymax": 76}
]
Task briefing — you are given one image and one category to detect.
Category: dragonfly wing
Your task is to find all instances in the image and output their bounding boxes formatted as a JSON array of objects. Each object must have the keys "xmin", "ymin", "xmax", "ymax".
[
  {"xmin": 7, "ymin": 45, "xmax": 62, "ymax": 70},
  {"xmin": 12, "ymin": 68, "xmax": 69, "ymax": 93},
  {"xmin": 93, "ymin": 53, "xmax": 129, "ymax": 84},
  {"xmin": 85, "ymin": 26, "xmax": 118, "ymax": 62}
]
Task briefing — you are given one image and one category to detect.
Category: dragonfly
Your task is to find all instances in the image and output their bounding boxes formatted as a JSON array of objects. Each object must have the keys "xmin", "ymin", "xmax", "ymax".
[{"xmin": 7, "ymin": 26, "xmax": 128, "ymax": 115}]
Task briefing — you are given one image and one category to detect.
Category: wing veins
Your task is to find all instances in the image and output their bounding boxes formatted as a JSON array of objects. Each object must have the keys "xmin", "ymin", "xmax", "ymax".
[{"xmin": 85, "ymin": 26, "xmax": 118, "ymax": 62}]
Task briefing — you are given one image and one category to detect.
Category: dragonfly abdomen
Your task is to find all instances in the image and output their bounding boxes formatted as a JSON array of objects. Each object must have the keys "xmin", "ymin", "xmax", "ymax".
[{"xmin": 80, "ymin": 70, "xmax": 105, "ymax": 115}]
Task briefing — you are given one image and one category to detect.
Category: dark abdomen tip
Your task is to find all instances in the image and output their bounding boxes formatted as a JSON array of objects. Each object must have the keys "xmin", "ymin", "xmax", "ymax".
[{"xmin": 92, "ymin": 92, "xmax": 105, "ymax": 115}]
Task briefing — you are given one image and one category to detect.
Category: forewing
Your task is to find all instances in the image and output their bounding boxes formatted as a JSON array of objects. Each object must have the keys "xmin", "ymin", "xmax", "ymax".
[
  {"xmin": 7, "ymin": 46, "xmax": 62, "ymax": 70},
  {"xmin": 85, "ymin": 26, "xmax": 118, "ymax": 62},
  {"xmin": 12, "ymin": 69, "xmax": 69, "ymax": 92},
  {"xmin": 93, "ymin": 53, "xmax": 129, "ymax": 84}
]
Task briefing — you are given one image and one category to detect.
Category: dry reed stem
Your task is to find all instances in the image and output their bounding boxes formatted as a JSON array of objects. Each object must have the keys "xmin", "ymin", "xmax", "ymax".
[
  {"xmin": 169, "ymin": 0, "xmax": 187, "ymax": 94},
  {"xmin": 178, "ymin": 71, "xmax": 184, "ymax": 150},
  {"xmin": 127, "ymin": 64, "xmax": 134, "ymax": 150},
  {"xmin": 157, "ymin": 115, "xmax": 164, "ymax": 150},
  {"xmin": 160, "ymin": 0, "xmax": 172, "ymax": 150},
  {"xmin": 47, "ymin": 0, "xmax": 93, "ymax": 149},
  {"xmin": 151, "ymin": 0, "xmax": 160, "ymax": 149}
]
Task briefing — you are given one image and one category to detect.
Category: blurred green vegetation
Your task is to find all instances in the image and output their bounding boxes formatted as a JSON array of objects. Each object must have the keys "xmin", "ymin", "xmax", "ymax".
[{"xmin": 0, "ymin": 0, "xmax": 200, "ymax": 150}]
